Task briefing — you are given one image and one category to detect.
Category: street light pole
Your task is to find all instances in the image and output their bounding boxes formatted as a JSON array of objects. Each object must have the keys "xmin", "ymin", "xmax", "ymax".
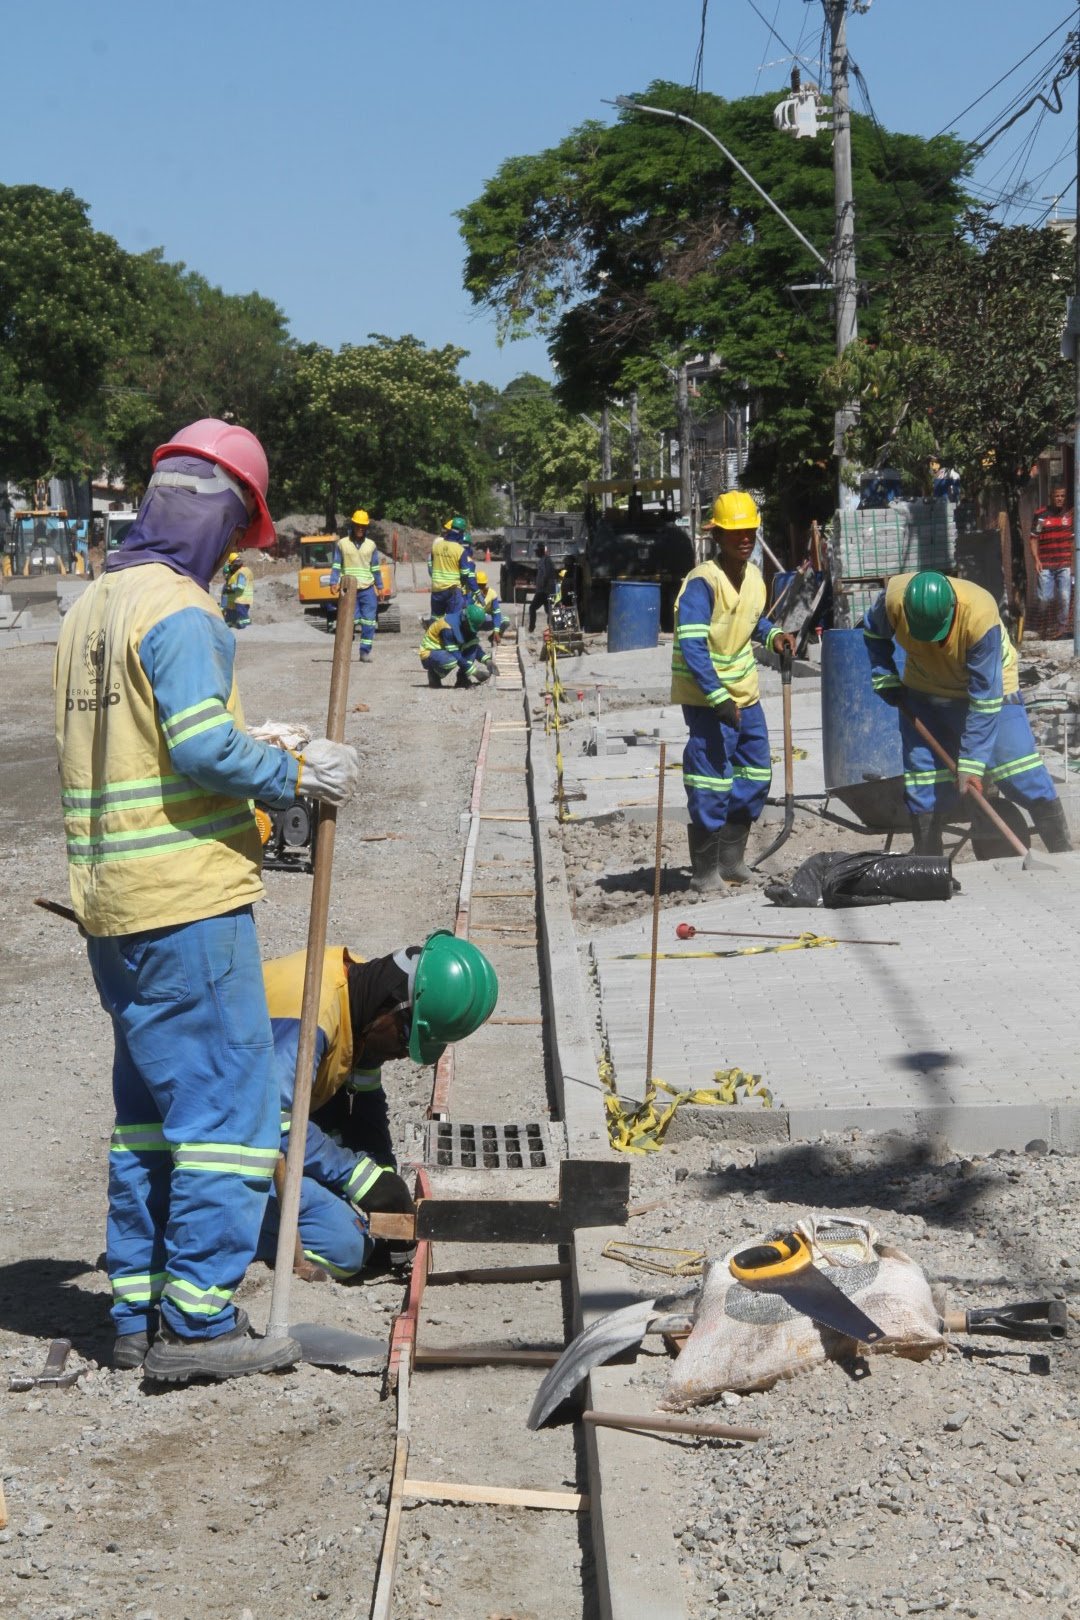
[{"xmin": 826, "ymin": 0, "xmax": 859, "ymax": 509}]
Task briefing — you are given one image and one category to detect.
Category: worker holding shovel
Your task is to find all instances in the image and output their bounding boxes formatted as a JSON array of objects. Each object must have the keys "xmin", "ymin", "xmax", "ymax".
[
  {"xmin": 257, "ymin": 934, "xmax": 498, "ymax": 1279},
  {"xmin": 54, "ymin": 419, "xmax": 361, "ymax": 1381},
  {"xmin": 671, "ymin": 491, "xmax": 796, "ymax": 888},
  {"xmin": 863, "ymin": 570, "xmax": 1071, "ymax": 855}
]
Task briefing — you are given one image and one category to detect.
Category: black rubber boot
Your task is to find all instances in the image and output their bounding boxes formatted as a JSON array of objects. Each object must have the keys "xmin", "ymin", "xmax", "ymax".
[
  {"xmin": 909, "ymin": 813, "xmax": 944, "ymax": 856},
  {"xmin": 143, "ymin": 1309, "xmax": 295, "ymax": 1385},
  {"xmin": 717, "ymin": 820, "xmax": 754, "ymax": 884},
  {"xmin": 1030, "ymin": 797, "xmax": 1073, "ymax": 852},
  {"xmin": 427, "ymin": 668, "xmax": 445, "ymax": 688},
  {"xmin": 687, "ymin": 823, "xmax": 723, "ymax": 892},
  {"xmin": 112, "ymin": 1331, "xmax": 150, "ymax": 1370}
]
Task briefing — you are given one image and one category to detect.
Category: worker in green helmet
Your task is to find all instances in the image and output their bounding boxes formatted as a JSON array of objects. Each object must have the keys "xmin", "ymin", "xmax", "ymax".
[
  {"xmin": 255, "ymin": 933, "xmax": 498, "ymax": 1279},
  {"xmin": 863, "ymin": 570, "xmax": 1070, "ymax": 854}
]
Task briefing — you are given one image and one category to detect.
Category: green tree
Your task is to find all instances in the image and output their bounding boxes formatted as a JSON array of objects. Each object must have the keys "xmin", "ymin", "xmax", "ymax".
[
  {"xmin": 274, "ymin": 334, "xmax": 489, "ymax": 530},
  {"xmin": 828, "ymin": 217, "xmax": 1075, "ymax": 599},
  {"xmin": 476, "ymin": 375, "xmax": 596, "ymax": 514},
  {"xmin": 459, "ymin": 84, "xmax": 970, "ymax": 528},
  {"xmin": 0, "ymin": 185, "xmax": 143, "ymax": 483}
]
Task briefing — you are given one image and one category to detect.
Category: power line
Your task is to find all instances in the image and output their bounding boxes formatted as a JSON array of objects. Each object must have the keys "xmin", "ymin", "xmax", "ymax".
[
  {"xmin": 929, "ymin": 8, "xmax": 1079, "ymax": 142},
  {"xmin": 752, "ymin": 1, "xmax": 783, "ymax": 93}
]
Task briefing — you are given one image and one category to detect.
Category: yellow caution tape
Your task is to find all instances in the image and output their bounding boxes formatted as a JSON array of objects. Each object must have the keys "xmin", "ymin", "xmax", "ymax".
[
  {"xmin": 612, "ymin": 932, "xmax": 837, "ymax": 961},
  {"xmin": 770, "ymin": 746, "xmax": 808, "ymax": 762},
  {"xmin": 598, "ymin": 1056, "xmax": 773, "ymax": 1154}
]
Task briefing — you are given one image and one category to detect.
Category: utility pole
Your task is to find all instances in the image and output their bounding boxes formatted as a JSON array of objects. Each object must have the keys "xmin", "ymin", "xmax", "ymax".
[
  {"xmin": 677, "ymin": 362, "xmax": 692, "ymax": 521},
  {"xmin": 1074, "ymin": 39, "xmax": 1080, "ymax": 653},
  {"xmin": 600, "ymin": 404, "xmax": 613, "ymax": 508},
  {"xmin": 826, "ymin": 0, "xmax": 859, "ymax": 510},
  {"xmin": 629, "ymin": 387, "xmax": 641, "ymax": 482}
]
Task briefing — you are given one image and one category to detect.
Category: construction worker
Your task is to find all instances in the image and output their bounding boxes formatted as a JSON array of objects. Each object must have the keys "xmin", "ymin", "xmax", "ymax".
[
  {"xmin": 54, "ymin": 418, "xmax": 361, "ymax": 1382},
  {"xmin": 419, "ymin": 600, "xmax": 492, "ymax": 688},
  {"xmin": 257, "ymin": 934, "xmax": 499, "ymax": 1277},
  {"xmin": 220, "ymin": 551, "xmax": 253, "ymax": 628},
  {"xmin": 430, "ymin": 515, "xmax": 476, "ymax": 616},
  {"xmin": 472, "ymin": 568, "xmax": 505, "ymax": 646},
  {"xmin": 670, "ymin": 491, "xmax": 795, "ymax": 888},
  {"xmin": 331, "ymin": 508, "xmax": 379, "ymax": 661},
  {"xmin": 527, "ymin": 543, "xmax": 558, "ymax": 633},
  {"xmin": 863, "ymin": 570, "xmax": 1071, "ymax": 853}
]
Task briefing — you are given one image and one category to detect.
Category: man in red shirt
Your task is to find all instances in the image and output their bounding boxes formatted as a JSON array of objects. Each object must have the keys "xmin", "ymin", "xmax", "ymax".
[{"xmin": 1029, "ymin": 481, "xmax": 1074, "ymax": 639}]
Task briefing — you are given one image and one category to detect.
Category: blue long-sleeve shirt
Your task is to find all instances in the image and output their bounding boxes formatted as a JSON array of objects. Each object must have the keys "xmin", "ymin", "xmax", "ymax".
[
  {"xmin": 676, "ymin": 574, "xmax": 778, "ymax": 707},
  {"xmin": 139, "ymin": 607, "xmax": 298, "ymax": 807}
]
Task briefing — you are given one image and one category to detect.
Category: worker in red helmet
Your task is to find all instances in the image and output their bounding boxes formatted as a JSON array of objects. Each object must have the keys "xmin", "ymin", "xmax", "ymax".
[{"xmin": 54, "ymin": 419, "xmax": 361, "ymax": 1384}]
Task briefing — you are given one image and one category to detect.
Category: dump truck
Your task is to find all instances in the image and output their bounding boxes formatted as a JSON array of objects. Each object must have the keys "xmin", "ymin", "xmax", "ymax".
[
  {"xmin": 499, "ymin": 518, "xmax": 581, "ymax": 609},
  {"xmin": 297, "ymin": 534, "xmax": 400, "ymax": 631},
  {"xmin": 573, "ymin": 477, "xmax": 695, "ymax": 633}
]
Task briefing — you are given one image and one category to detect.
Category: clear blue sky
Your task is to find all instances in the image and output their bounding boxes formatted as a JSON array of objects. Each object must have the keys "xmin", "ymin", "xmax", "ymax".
[{"xmin": 5, "ymin": 2, "xmax": 1079, "ymax": 389}]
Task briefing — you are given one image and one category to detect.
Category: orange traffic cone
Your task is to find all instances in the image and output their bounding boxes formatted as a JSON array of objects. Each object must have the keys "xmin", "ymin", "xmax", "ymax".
[{"xmin": 485, "ymin": 547, "xmax": 491, "ymax": 562}]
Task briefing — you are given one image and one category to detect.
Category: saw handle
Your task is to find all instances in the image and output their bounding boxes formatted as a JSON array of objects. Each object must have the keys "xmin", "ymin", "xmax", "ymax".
[{"xmin": 730, "ymin": 1232, "xmax": 811, "ymax": 1283}]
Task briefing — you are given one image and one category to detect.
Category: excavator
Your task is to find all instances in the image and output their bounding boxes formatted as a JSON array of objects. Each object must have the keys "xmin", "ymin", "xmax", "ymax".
[{"xmin": 2, "ymin": 509, "xmax": 85, "ymax": 577}]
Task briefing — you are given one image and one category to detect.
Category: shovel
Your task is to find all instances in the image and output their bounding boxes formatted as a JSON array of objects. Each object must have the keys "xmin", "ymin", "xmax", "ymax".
[
  {"xmin": 752, "ymin": 646, "xmax": 794, "ymax": 869},
  {"xmin": 903, "ymin": 706, "xmax": 1053, "ymax": 873},
  {"xmin": 263, "ymin": 580, "xmax": 386, "ymax": 1371}
]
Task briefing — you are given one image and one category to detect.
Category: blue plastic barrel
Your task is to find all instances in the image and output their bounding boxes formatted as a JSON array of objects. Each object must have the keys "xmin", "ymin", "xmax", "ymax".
[
  {"xmin": 821, "ymin": 628, "xmax": 907, "ymax": 829},
  {"xmin": 607, "ymin": 579, "xmax": 661, "ymax": 653}
]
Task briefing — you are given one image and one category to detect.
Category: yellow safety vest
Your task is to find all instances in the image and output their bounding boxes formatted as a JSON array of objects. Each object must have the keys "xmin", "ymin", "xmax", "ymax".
[
  {"xmin": 223, "ymin": 566, "xmax": 253, "ymax": 607},
  {"xmin": 54, "ymin": 564, "xmax": 265, "ymax": 937},
  {"xmin": 263, "ymin": 947, "xmax": 366, "ymax": 1112},
  {"xmin": 419, "ymin": 616, "xmax": 451, "ymax": 656},
  {"xmin": 338, "ymin": 535, "xmax": 377, "ymax": 589},
  {"xmin": 670, "ymin": 560, "xmax": 768, "ymax": 709},
  {"xmin": 431, "ymin": 537, "xmax": 466, "ymax": 591},
  {"xmin": 884, "ymin": 574, "xmax": 1018, "ymax": 699}
]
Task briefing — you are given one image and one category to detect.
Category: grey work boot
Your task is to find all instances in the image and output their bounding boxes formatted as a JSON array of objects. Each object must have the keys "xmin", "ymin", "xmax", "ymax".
[
  {"xmin": 143, "ymin": 1309, "xmax": 295, "ymax": 1385},
  {"xmin": 1030, "ymin": 797, "xmax": 1073, "ymax": 852},
  {"xmin": 687, "ymin": 823, "xmax": 723, "ymax": 892},
  {"xmin": 111, "ymin": 1307, "xmax": 249, "ymax": 1371},
  {"xmin": 909, "ymin": 812, "xmax": 944, "ymax": 856},
  {"xmin": 716, "ymin": 820, "xmax": 754, "ymax": 884}
]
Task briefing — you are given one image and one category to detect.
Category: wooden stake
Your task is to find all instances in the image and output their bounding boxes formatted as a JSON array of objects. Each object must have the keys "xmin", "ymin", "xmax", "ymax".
[
  {"xmin": 644, "ymin": 741, "xmax": 666, "ymax": 1089},
  {"xmin": 402, "ymin": 1480, "xmax": 587, "ymax": 1512},
  {"xmin": 582, "ymin": 1409, "xmax": 763, "ymax": 1443}
]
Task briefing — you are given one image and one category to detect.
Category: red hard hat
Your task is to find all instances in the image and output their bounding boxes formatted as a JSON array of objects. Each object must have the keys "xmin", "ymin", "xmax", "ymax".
[{"xmin": 153, "ymin": 418, "xmax": 275, "ymax": 549}]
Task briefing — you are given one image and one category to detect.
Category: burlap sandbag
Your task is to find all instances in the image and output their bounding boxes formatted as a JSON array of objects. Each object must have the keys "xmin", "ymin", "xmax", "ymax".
[{"xmin": 663, "ymin": 1219, "xmax": 943, "ymax": 1409}]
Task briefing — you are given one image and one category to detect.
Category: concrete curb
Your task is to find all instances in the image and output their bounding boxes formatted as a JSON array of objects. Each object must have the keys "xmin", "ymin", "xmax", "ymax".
[{"xmin": 522, "ymin": 648, "xmax": 690, "ymax": 1620}]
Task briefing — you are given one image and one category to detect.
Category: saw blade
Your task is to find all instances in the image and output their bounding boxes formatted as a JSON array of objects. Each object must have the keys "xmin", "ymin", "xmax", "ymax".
[{"xmin": 755, "ymin": 1264, "xmax": 884, "ymax": 1343}]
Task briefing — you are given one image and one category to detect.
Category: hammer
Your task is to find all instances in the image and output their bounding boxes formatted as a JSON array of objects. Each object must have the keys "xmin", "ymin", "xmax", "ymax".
[{"xmin": 8, "ymin": 1339, "xmax": 81, "ymax": 1392}]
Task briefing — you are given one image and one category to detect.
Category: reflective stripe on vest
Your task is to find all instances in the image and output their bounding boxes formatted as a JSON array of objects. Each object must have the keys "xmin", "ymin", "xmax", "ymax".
[{"xmin": 670, "ymin": 560, "xmax": 766, "ymax": 709}]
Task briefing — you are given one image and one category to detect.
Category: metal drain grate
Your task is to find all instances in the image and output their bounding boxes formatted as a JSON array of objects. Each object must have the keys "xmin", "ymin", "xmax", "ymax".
[{"xmin": 423, "ymin": 1120, "xmax": 563, "ymax": 1170}]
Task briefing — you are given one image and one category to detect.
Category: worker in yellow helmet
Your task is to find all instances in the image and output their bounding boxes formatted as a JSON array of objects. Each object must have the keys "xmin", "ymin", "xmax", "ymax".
[
  {"xmin": 219, "ymin": 551, "xmax": 253, "ymax": 629},
  {"xmin": 671, "ymin": 491, "xmax": 795, "ymax": 888},
  {"xmin": 472, "ymin": 568, "xmax": 505, "ymax": 645},
  {"xmin": 330, "ymin": 509, "xmax": 380, "ymax": 662}
]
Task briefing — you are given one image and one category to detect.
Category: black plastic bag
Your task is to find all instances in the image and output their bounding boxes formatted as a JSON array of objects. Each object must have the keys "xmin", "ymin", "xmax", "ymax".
[{"xmin": 765, "ymin": 851, "xmax": 958, "ymax": 909}]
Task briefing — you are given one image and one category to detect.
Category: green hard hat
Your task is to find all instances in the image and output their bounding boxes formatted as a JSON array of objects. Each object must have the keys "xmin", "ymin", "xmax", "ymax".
[
  {"xmin": 464, "ymin": 601, "xmax": 487, "ymax": 634},
  {"xmin": 409, "ymin": 931, "xmax": 499, "ymax": 1064},
  {"xmin": 444, "ymin": 515, "xmax": 469, "ymax": 534},
  {"xmin": 903, "ymin": 571, "xmax": 956, "ymax": 642}
]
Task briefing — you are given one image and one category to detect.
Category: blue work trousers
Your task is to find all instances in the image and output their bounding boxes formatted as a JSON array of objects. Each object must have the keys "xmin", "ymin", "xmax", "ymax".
[
  {"xmin": 223, "ymin": 606, "xmax": 250, "ymax": 629},
  {"xmin": 356, "ymin": 584, "xmax": 377, "ymax": 654},
  {"xmin": 430, "ymin": 586, "xmax": 464, "ymax": 617},
  {"xmin": 257, "ymin": 1178, "xmax": 372, "ymax": 1280},
  {"xmin": 87, "ymin": 909, "xmax": 280, "ymax": 1340},
  {"xmin": 681, "ymin": 701, "xmax": 772, "ymax": 832},
  {"xmin": 899, "ymin": 693, "xmax": 1057, "ymax": 815}
]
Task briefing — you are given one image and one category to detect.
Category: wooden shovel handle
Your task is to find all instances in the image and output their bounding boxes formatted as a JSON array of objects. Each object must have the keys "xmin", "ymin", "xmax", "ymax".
[
  {"xmin": 266, "ymin": 579, "xmax": 356, "ymax": 1337},
  {"xmin": 905, "ymin": 709, "xmax": 1028, "ymax": 858}
]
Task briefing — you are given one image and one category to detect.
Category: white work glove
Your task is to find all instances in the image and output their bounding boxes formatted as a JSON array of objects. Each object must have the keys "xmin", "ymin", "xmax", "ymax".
[{"xmin": 297, "ymin": 738, "xmax": 360, "ymax": 806}]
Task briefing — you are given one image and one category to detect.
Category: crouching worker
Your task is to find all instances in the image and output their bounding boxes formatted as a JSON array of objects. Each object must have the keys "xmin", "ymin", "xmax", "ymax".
[
  {"xmin": 258, "ymin": 932, "xmax": 499, "ymax": 1278},
  {"xmin": 419, "ymin": 601, "xmax": 492, "ymax": 688},
  {"xmin": 863, "ymin": 570, "xmax": 1071, "ymax": 855},
  {"xmin": 671, "ymin": 491, "xmax": 795, "ymax": 888}
]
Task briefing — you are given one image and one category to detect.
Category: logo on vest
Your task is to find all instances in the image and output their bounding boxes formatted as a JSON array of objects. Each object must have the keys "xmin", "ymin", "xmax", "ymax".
[{"xmin": 84, "ymin": 630, "xmax": 106, "ymax": 682}]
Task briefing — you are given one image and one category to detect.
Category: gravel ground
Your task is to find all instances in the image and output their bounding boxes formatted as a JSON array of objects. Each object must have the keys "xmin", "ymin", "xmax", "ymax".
[{"xmin": 595, "ymin": 1133, "xmax": 1080, "ymax": 1619}]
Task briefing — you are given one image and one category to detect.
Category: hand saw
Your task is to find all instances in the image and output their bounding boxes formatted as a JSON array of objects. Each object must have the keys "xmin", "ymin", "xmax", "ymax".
[{"xmin": 729, "ymin": 1232, "xmax": 885, "ymax": 1344}]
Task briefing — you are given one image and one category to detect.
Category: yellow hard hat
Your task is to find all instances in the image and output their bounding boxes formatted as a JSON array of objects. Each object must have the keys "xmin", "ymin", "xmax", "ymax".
[
  {"xmin": 351, "ymin": 508, "xmax": 370, "ymax": 526},
  {"xmin": 708, "ymin": 490, "xmax": 760, "ymax": 531},
  {"xmin": 476, "ymin": 569, "xmax": 488, "ymax": 587},
  {"xmin": 227, "ymin": 552, "xmax": 239, "ymax": 564}
]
